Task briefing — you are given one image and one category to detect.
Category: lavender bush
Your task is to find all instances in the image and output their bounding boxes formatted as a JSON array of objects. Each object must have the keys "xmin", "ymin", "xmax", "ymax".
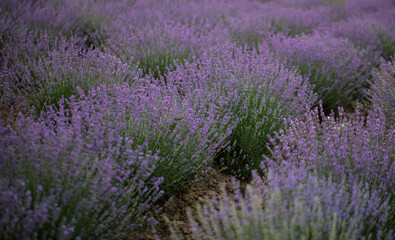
[
  {"xmin": 108, "ymin": 5, "xmax": 227, "ymax": 79},
  {"xmin": 226, "ymin": 1, "xmax": 331, "ymax": 45},
  {"xmin": 167, "ymin": 45, "xmax": 316, "ymax": 180},
  {"xmin": 1, "ymin": 42, "xmax": 140, "ymax": 116},
  {"xmin": 317, "ymin": 16, "xmax": 383, "ymax": 65},
  {"xmin": 270, "ymin": 32, "xmax": 372, "ymax": 111},
  {"xmin": 317, "ymin": 7, "xmax": 395, "ymax": 64},
  {"xmin": 0, "ymin": 0, "xmax": 137, "ymax": 118},
  {"xmin": 373, "ymin": 8, "xmax": 395, "ymax": 61},
  {"xmin": 168, "ymin": 166, "xmax": 391, "ymax": 240},
  {"xmin": 227, "ymin": 3, "xmax": 272, "ymax": 49},
  {"xmin": 0, "ymin": 30, "xmax": 83, "ymax": 118},
  {"xmin": 263, "ymin": 3, "xmax": 331, "ymax": 36},
  {"xmin": 340, "ymin": 0, "xmax": 395, "ymax": 23},
  {"xmin": 0, "ymin": 0, "xmax": 125, "ymax": 49},
  {"xmin": 43, "ymin": 82, "xmax": 236, "ymax": 194},
  {"xmin": 368, "ymin": 58, "xmax": 395, "ymax": 124},
  {"xmin": 0, "ymin": 114, "xmax": 163, "ymax": 239},
  {"xmin": 267, "ymin": 104, "xmax": 395, "ymax": 231}
]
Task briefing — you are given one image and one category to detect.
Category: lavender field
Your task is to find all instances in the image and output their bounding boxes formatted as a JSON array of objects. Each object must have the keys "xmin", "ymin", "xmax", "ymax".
[{"xmin": 0, "ymin": 0, "xmax": 394, "ymax": 239}]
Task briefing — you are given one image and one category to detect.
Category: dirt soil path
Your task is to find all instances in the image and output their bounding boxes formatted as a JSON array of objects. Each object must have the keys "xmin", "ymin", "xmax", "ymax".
[{"xmin": 127, "ymin": 165, "xmax": 246, "ymax": 240}]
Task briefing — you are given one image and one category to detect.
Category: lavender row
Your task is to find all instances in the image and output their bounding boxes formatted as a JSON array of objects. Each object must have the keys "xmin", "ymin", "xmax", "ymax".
[{"xmin": 0, "ymin": 79, "xmax": 235, "ymax": 238}]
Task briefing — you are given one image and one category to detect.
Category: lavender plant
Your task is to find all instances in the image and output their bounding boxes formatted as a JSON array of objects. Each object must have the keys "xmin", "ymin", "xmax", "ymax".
[
  {"xmin": 1, "ymin": 40, "xmax": 140, "ymax": 116},
  {"xmin": 43, "ymin": 82, "xmax": 236, "ymax": 195},
  {"xmin": 272, "ymin": 0, "xmax": 329, "ymax": 8},
  {"xmin": 341, "ymin": 0, "xmax": 395, "ymax": 21},
  {"xmin": 168, "ymin": 166, "xmax": 391, "ymax": 239},
  {"xmin": 0, "ymin": 26, "xmax": 59, "ymax": 122},
  {"xmin": 316, "ymin": 16, "xmax": 383, "ymax": 65},
  {"xmin": 108, "ymin": 13, "xmax": 226, "ymax": 79},
  {"xmin": 270, "ymin": 32, "xmax": 372, "ymax": 111},
  {"xmin": 317, "ymin": 7, "xmax": 395, "ymax": 64},
  {"xmin": 0, "ymin": 0, "xmax": 125, "ymax": 49},
  {"xmin": 370, "ymin": 8, "xmax": 395, "ymax": 61},
  {"xmin": 0, "ymin": 0, "xmax": 139, "ymax": 118},
  {"xmin": 227, "ymin": 1, "xmax": 332, "ymax": 40},
  {"xmin": 225, "ymin": 2, "xmax": 273, "ymax": 49},
  {"xmin": 167, "ymin": 45, "xmax": 316, "ymax": 180},
  {"xmin": 368, "ymin": 58, "xmax": 395, "ymax": 124},
  {"xmin": 0, "ymin": 113, "xmax": 163, "ymax": 239},
  {"xmin": 263, "ymin": 3, "xmax": 331, "ymax": 36},
  {"xmin": 267, "ymin": 104, "xmax": 395, "ymax": 231}
]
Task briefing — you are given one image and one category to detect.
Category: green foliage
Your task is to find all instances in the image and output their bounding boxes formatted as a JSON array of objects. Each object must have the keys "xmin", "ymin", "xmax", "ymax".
[
  {"xmin": 296, "ymin": 62, "xmax": 363, "ymax": 113},
  {"xmin": 127, "ymin": 118, "xmax": 213, "ymax": 195},
  {"xmin": 32, "ymin": 76, "xmax": 77, "ymax": 113},
  {"xmin": 218, "ymin": 85, "xmax": 284, "ymax": 180},
  {"xmin": 116, "ymin": 90, "xmax": 235, "ymax": 196},
  {"xmin": 231, "ymin": 31, "xmax": 263, "ymax": 53},
  {"xmin": 323, "ymin": 0, "xmax": 346, "ymax": 5},
  {"xmin": 25, "ymin": 48, "xmax": 138, "ymax": 115},
  {"xmin": 368, "ymin": 58, "xmax": 395, "ymax": 125},
  {"xmin": 138, "ymin": 53, "xmax": 189, "ymax": 80},
  {"xmin": 377, "ymin": 31, "xmax": 395, "ymax": 61}
]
